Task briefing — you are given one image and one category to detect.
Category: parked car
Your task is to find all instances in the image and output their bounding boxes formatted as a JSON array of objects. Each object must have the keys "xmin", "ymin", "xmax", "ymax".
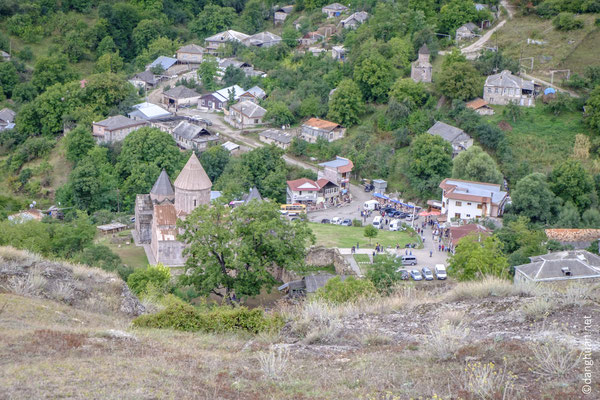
[
  {"xmin": 341, "ymin": 219, "xmax": 352, "ymax": 226},
  {"xmin": 400, "ymin": 255, "xmax": 417, "ymax": 265},
  {"xmin": 364, "ymin": 183, "xmax": 374, "ymax": 192},
  {"xmin": 383, "ymin": 207, "xmax": 396, "ymax": 214},
  {"xmin": 290, "ymin": 217, "xmax": 299, "ymax": 222},
  {"xmin": 331, "ymin": 217, "xmax": 342, "ymax": 225},
  {"xmin": 320, "ymin": 218, "xmax": 331, "ymax": 224},
  {"xmin": 372, "ymin": 216, "xmax": 383, "ymax": 229},
  {"xmin": 405, "ymin": 214, "xmax": 418, "ymax": 221},
  {"xmin": 389, "ymin": 219, "xmax": 404, "ymax": 231},
  {"xmin": 434, "ymin": 264, "xmax": 447, "ymax": 280},
  {"xmin": 421, "ymin": 267, "xmax": 434, "ymax": 281},
  {"xmin": 410, "ymin": 269, "xmax": 423, "ymax": 281},
  {"xmin": 397, "ymin": 268, "xmax": 410, "ymax": 280}
]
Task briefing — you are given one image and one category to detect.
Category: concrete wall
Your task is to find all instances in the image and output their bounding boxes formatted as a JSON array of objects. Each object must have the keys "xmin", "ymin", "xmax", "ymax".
[{"xmin": 305, "ymin": 246, "xmax": 354, "ymax": 275}]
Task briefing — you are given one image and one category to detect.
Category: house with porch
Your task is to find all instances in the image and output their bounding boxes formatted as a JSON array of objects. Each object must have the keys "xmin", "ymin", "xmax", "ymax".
[
  {"xmin": 171, "ymin": 120, "xmax": 220, "ymax": 151},
  {"xmin": 427, "ymin": 121, "xmax": 473, "ymax": 157},
  {"xmin": 92, "ymin": 115, "xmax": 148, "ymax": 143},
  {"xmin": 286, "ymin": 178, "xmax": 320, "ymax": 205},
  {"xmin": 226, "ymin": 101, "xmax": 267, "ymax": 129},
  {"xmin": 162, "ymin": 86, "xmax": 201, "ymax": 108},
  {"xmin": 316, "ymin": 178, "xmax": 340, "ymax": 203},
  {"xmin": 322, "ymin": 3, "xmax": 348, "ymax": 18},
  {"xmin": 176, "ymin": 44, "xmax": 205, "ymax": 64},
  {"xmin": 318, "ymin": 156, "xmax": 353, "ymax": 192},
  {"xmin": 199, "ymin": 85, "xmax": 245, "ymax": 111},
  {"xmin": 240, "ymin": 86, "xmax": 266, "ymax": 103},
  {"xmin": 204, "ymin": 30, "xmax": 250, "ymax": 54},
  {"xmin": 440, "ymin": 178, "xmax": 508, "ymax": 220},
  {"xmin": 484, "ymin": 70, "xmax": 535, "ymax": 107}
]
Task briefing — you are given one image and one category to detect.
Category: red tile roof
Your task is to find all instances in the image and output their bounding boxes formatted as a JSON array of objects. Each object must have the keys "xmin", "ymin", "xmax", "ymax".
[
  {"xmin": 287, "ymin": 178, "xmax": 320, "ymax": 191},
  {"xmin": 466, "ymin": 98, "xmax": 489, "ymax": 110},
  {"xmin": 450, "ymin": 224, "xmax": 491, "ymax": 247},
  {"xmin": 316, "ymin": 178, "xmax": 336, "ymax": 188},
  {"xmin": 303, "ymin": 118, "xmax": 341, "ymax": 131},
  {"xmin": 545, "ymin": 229, "xmax": 600, "ymax": 243}
]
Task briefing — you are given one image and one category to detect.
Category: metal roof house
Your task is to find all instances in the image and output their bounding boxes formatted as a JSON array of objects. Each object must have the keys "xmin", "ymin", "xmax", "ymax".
[
  {"xmin": 162, "ymin": 85, "xmax": 201, "ymax": 108},
  {"xmin": 484, "ymin": 70, "xmax": 535, "ymax": 107},
  {"xmin": 92, "ymin": 115, "xmax": 148, "ymax": 143},
  {"xmin": 339, "ymin": 11, "xmax": 368, "ymax": 29},
  {"xmin": 300, "ymin": 118, "xmax": 345, "ymax": 143},
  {"xmin": 514, "ymin": 251, "xmax": 600, "ymax": 283},
  {"xmin": 440, "ymin": 178, "xmax": 508, "ymax": 220},
  {"xmin": 322, "ymin": 3, "xmax": 349, "ymax": 18},
  {"xmin": 243, "ymin": 31, "xmax": 282, "ymax": 48},
  {"xmin": 129, "ymin": 70, "xmax": 159, "ymax": 90},
  {"xmin": 128, "ymin": 102, "xmax": 172, "ymax": 121},
  {"xmin": 171, "ymin": 120, "xmax": 219, "ymax": 151},
  {"xmin": 148, "ymin": 56, "xmax": 178, "ymax": 72},
  {"xmin": 427, "ymin": 121, "xmax": 473, "ymax": 157},
  {"xmin": 259, "ymin": 129, "xmax": 294, "ymax": 150},
  {"xmin": 278, "ymin": 274, "xmax": 347, "ymax": 296},
  {"xmin": 176, "ymin": 44, "xmax": 205, "ymax": 64},
  {"xmin": 205, "ymin": 30, "xmax": 250, "ymax": 54},
  {"xmin": 199, "ymin": 85, "xmax": 245, "ymax": 111}
]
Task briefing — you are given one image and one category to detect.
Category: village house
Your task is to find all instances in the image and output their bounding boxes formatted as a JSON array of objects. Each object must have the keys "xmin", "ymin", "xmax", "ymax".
[
  {"xmin": 544, "ymin": 229, "xmax": 600, "ymax": 250},
  {"xmin": 92, "ymin": 115, "xmax": 148, "ymax": 143},
  {"xmin": 514, "ymin": 250, "xmax": 600, "ymax": 284},
  {"xmin": 259, "ymin": 129, "xmax": 294, "ymax": 150},
  {"xmin": 440, "ymin": 178, "xmax": 508, "ymax": 220},
  {"xmin": 221, "ymin": 141, "xmax": 240, "ymax": 155},
  {"xmin": 466, "ymin": 98, "xmax": 494, "ymax": 115},
  {"xmin": 339, "ymin": 11, "xmax": 368, "ymax": 29},
  {"xmin": 176, "ymin": 44, "xmax": 205, "ymax": 64},
  {"xmin": 226, "ymin": 101, "xmax": 267, "ymax": 129},
  {"xmin": 204, "ymin": 30, "xmax": 250, "ymax": 55},
  {"xmin": 239, "ymin": 86, "xmax": 266, "ymax": 103},
  {"xmin": 243, "ymin": 31, "xmax": 282, "ymax": 48},
  {"xmin": 128, "ymin": 70, "xmax": 158, "ymax": 91},
  {"xmin": 0, "ymin": 108, "xmax": 16, "ymax": 131},
  {"xmin": 199, "ymin": 85, "xmax": 245, "ymax": 111},
  {"xmin": 129, "ymin": 102, "xmax": 172, "ymax": 121},
  {"xmin": 318, "ymin": 156, "xmax": 353, "ymax": 191},
  {"xmin": 286, "ymin": 178, "xmax": 321, "ymax": 205},
  {"xmin": 427, "ymin": 121, "xmax": 473, "ymax": 157},
  {"xmin": 171, "ymin": 120, "xmax": 220, "ymax": 151},
  {"xmin": 300, "ymin": 118, "xmax": 345, "ymax": 143},
  {"xmin": 448, "ymin": 223, "xmax": 491, "ymax": 248},
  {"xmin": 162, "ymin": 86, "xmax": 201, "ymax": 108},
  {"xmin": 456, "ymin": 22, "xmax": 478, "ymax": 41},
  {"xmin": 1, "ymin": 50, "xmax": 10, "ymax": 61},
  {"xmin": 411, "ymin": 44, "xmax": 432, "ymax": 83},
  {"xmin": 299, "ymin": 32, "xmax": 325, "ymax": 46},
  {"xmin": 135, "ymin": 154, "xmax": 212, "ymax": 266},
  {"xmin": 147, "ymin": 56, "xmax": 178, "ymax": 73},
  {"xmin": 317, "ymin": 178, "xmax": 340, "ymax": 203},
  {"xmin": 308, "ymin": 47, "xmax": 327, "ymax": 56},
  {"xmin": 274, "ymin": 6, "xmax": 294, "ymax": 25},
  {"xmin": 322, "ymin": 3, "xmax": 349, "ymax": 18},
  {"xmin": 484, "ymin": 70, "xmax": 535, "ymax": 107},
  {"xmin": 332, "ymin": 45, "xmax": 346, "ymax": 61}
]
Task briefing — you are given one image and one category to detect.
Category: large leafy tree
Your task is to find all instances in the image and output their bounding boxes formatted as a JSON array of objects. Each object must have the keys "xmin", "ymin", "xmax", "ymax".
[
  {"xmin": 178, "ymin": 201, "xmax": 315, "ymax": 300},
  {"xmin": 437, "ymin": 61, "xmax": 481, "ymax": 101},
  {"xmin": 65, "ymin": 126, "xmax": 95, "ymax": 164},
  {"xmin": 31, "ymin": 55, "xmax": 78, "ymax": 92},
  {"xmin": 408, "ymin": 134, "xmax": 453, "ymax": 193},
  {"xmin": 199, "ymin": 145, "xmax": 230, "ymax": 182},
  {"xmin": 354, "ymin": 51, "xmax": 396, "ymax": 102},
  {"xmin": 389, "ymin": 78, "xmax": 428, "ymax": 110},
  {"xmin": 496, "ymin": 217, "xmax": 548, "ymax": 266},
  {"xmin": 366, "ymin": 255, "xmax": 401, "ymax": 295},
  {"xmin": 0, "ymin": 62, "xmax": 19, "ymax": 98},
  {"xmin": 448, "ymin": 234, "xmax": 510, "ymax": 281},
  {"xmin": 438, "ymin": 0, "xmax": 477, "ymax": 34},
  {"xmin": 549, "ymin": 159, "xmax": 595, "ymax": 213},
  {"xmin": 510, "ymin": 172, "xmax": 559, "ymax": 224},
  {"xmin": 585, "ymin": 85, "xmax": 600, "ymax": 133},
  {"xmin": 190, "ymin": 4, "xmax": 237, "ymax": 38},
  {"xmin": 452, "ymin": 146, "xmax": 503, "ymax": 184},
  {"xmin": 327, "ymin": 79, "xmax": 364, "ymax": 127}
]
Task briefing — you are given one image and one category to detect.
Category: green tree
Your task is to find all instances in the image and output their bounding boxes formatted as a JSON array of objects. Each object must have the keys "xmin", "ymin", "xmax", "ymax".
[
  {"xmin": 364, "ymin": 225, "xmax": 378, "ymax": 244},
  {"xmin": 327, "ymin": 79, "xmax": 364, "ymax": 126},
  {"xmin": 132, "ymin": 19, "xmax": 166, "ymax": 54},
  {"xmin": 314, "ymin": 276, "xmax": 376, "ymax": 304},
  {"xmin": 127, "ymin": 263, "xmax": 171, "ymax": 296},
  {"xmin": 496, "ymin": 217, "xmax": 548, "ymax": 266},
  {"xmin": 389, "ymin": 78, "xmax": 428, "ymax": 109},
  {"xmin": 555, "ymin": 201, "xmax": 582, "ymax": 228},
  {"xmin": 582, "ymin": 208, "xmax": 600, "ymax": 228},
  {"xmin": 265, "ymin": 101, "xmax": 296, "ymax": 126},
  {"xmin": 585, "ymin": 85, "xmax": 600, "ymax": 132},
  {"xmin": 510, "ymin": 173, "xmax": 559, "ymax": 224},
  {"xmin": 439, "ymin": 0, "xmax": 477, "ymax": 34},
  {"xmin": 65, "ymin": 126, "xmax": 95, "ymax": 163},
  {"xmin": 503, "ymin": 101, "xmax": 522, "ymax": 123},
  {"xmin": 178, "ymin": 201, "xmax": 315, "ymax": 299},
  {"xmin": 190, "ymin": 4, "xmax": 237, "ymax": 38},
  {"xmin": 448, "ymin": 234, "xmax": 510, "ymax": 281},
  {"xmin": 31, "ymin": 55, "xmax": 78, "ymax": 92},
  {"xmin": 549, "ymin": 159, "xmax": 594, "ymax": 212},
  {"xmin": 94, "ymin": 52, "xmax": 124, "ymax": 73},
  {"xmin": 96, "ymin": 36, "xmax": 117, "ymax": 55},
  {"xmin": 353, "ymin": 51, "xmax": 396, "ymax": 102},
  {"xmin": 366, "ymin": 255, "xmax": 401, "ymax": 294},
  {"xmin": 198, "ymin": 56, "xmax": 218, "ymax": 91},
  {"xmin": 452, "ymin": 146, "xmax": 503, "ymax": 184},
  {"xmin": 437, "ymin": 61, "xmax": 481, "ymax": 101},
  {"xmin": 199, "ymin": 145, "xmax": 230, "ymax": 182},
  {"xmin": 0, "ymin": 62, "xmax": 19, "ymax": 98},
  {"xmin": 282, "ymin": 26, "xmax": 300, "ymax": 48},
  {"xmin": 553, "ymin": 13, "xmax": 584, "ymax": 31},
  {"xmin": 408, "ymin": 134, "xmax": 453, "ymax": 192}
]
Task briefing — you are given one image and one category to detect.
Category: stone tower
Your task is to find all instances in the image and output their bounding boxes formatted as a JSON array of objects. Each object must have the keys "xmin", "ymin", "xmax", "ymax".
[
  {"xmin": 411, "ymin": 44, "xmax": 432, "ymax": 83},
  {"xmin": 174, "ymin": 153, "xmax": 212, "ymax": 216},
  {"xmin": 150, "ymin": 169, "xmax": 175, "ymax": 204}
]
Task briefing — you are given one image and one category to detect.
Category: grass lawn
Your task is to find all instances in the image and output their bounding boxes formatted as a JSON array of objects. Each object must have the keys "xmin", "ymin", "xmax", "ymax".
[
  {"xmin": 485, "ymin": 104, "xmax": 589, "ymax": 173},
  {"xmin": 95, "ymin": 230, "xmax": 148, "ymax": 269},
  {"xmin": 310, "ymin": 222, "xmax": 419, "ymax": 249},
  {"xmin": 354, "ymin": 254, "xmax": 371, "ymax": 264},
  {"xmin": 495, "ymin": 14, "xmax": 599, "ymax": 76}
]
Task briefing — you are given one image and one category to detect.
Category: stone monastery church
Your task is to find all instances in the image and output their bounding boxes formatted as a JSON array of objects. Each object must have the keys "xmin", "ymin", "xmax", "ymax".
[{"xmin": 135, "ymin": 153, "xmax": 212, "ymax": 266}]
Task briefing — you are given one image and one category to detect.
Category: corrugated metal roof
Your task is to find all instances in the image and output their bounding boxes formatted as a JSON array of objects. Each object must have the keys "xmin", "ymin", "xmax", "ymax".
[
  {"xmin": 149, "ymin": 56, "xmax": 177, "ymax": 71},
  {"xmin": 427, "ymin": 121, "xmax": 471, "ymax": 144},
  {"xmin": 230, "ymin": 101, "xmax": 266, "ymax": 118},
  {"xmin": 303, "ymin": 118, "xmax": 341, "ymax": 131},
  {"xmin": 94, "ymin": 115, "xmax": 146, "ymax": 131},
  {"xmin": 163, "ymin": 85, "xmax": 200, "ymax": 99}
]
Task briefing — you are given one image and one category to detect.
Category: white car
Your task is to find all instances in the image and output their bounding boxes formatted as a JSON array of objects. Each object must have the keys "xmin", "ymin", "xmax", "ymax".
[
  {"xmin": 331, "ymin": 217, "xmax": 343, "ymax": 225},
  {"xmin": 389, "ymin": 219, "xmax": 405, "ymax": 231},
  {"xmin": 434, "ymin": 264, "xmax": 447, "ymax": 280}
]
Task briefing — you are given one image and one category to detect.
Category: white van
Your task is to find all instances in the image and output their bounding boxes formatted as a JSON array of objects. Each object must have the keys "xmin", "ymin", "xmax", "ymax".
[
  {"xmin": 363, "ymin": 200, "xmax": 379, "ymax": 211},
  {"xmin": 389, "ymin": 219, "xmax": 403, "ymax": 231},
  {"xmin": 372, "ymin": 216, "xmax": 383, "ymax": 229},
  {"xmin": 434, "ymin": 264, "xmax": 447, "ymax": 280},
  {"xmin": 401, "ymin": 255, "xmax": 417, "ymax": 266}
]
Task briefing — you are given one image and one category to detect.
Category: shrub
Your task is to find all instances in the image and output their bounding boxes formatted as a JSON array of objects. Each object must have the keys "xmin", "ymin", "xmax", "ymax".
[
  {"xmin": 313, "ymin": 276, "xmax": 376, "ymax": 304},
  {"xmin": 257, "ymin": 347, "xmax": 290, "ymax": 380},
  {"xmin": 461, "ymin": 360, "xmax": 518, "ymax": 399},
  {"xmin": 527, "ymin": 331, "xmax": 582, "ymax": 379},
  {"xmin": 352, "ymin": 219, "xmax": 362, "ymax": 227},
  {"xmin": 132, "ymin": 303, "xmax": 284, "ymax": 334},
  {"xmin": 553, "ymin": 13, "xmax": 584, "ymax": 31},
  {"xmin": 127, "ymin": 263, "xmax": 171, "ymax": 296},
  {"xmin": 424, "ymin": 317, "xmax": 469, "ymax": 360},
  {"xmin": 520, "ymin": 297, "xmax": 557, "ymax": 321}
]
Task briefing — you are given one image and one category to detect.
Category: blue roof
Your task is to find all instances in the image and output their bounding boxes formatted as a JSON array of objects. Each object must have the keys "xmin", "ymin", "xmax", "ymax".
[
  {"xmin": 210, "ymin": 191, "xmax": 222, "ymax": 201},
  {"xmin": 318, "ymin": 156, "xmax": 350, "ymax": 168},
  {"xmin": 544, "ymin": 87, "xmax": 556, "ymax": 95},
  {"xmin": 373, "ymin": 192, "xmax": 418, "ymax": 208},
  {"xmin": 149, "ymin": 56, "xmax": 177, "ymax": 71}
]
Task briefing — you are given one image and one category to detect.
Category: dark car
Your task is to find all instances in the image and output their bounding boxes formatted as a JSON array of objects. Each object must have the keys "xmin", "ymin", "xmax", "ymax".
[
  {"xmin": 364, "ymin": 183, "xmax": 374, "ymax": 192},
  {"xmin": 320, "ymin": 218, "xmax": 331, "ymax": 224},
  {"xmin": 397, "ymin": 268, "xmax": 410, "ymax": 280},
  {"xmin": 421, "ymin": 267, "xmax": 434, "ymax": 281},
  {"xmin": 341, "ymin": 219, "xmax": 352, "ymax": 226},
  {"xmin": 383, "ymin": 207, "xmax": 396, "ymax": 214}
]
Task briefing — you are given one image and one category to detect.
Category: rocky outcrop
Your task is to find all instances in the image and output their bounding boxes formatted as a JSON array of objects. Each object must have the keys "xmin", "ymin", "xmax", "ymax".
[{"xmin": 305, "ymin": 246, "xmax": 354, "ymax": 275}]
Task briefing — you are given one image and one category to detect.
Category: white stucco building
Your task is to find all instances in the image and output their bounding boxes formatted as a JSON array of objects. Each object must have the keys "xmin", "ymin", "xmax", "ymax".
[{"xmin": 440, "ymin": 178, "xmax": 508, "ymax": 220}]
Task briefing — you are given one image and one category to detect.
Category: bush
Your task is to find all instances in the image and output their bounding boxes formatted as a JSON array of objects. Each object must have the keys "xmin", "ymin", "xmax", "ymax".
[
  {"xmin": 127, "ymin": 263, "xmax": 171, "ymax": 296},
  {"xmin": 132, "ymin": 303, "xmax": 284, "ymax": 334},
  {"xmin": 352, "ymin": 219, "xmax": 362, "ymax": 227},
  {"xmin": 553, "ymin": 13, "xmax": 584, "ymax": 31},
  {"xmin": 313, "ymin": 276, "xmax": 376, "ymax": 304}
]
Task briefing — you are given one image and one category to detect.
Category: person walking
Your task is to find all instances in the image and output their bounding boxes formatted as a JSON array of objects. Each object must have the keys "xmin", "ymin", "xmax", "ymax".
[
  {"xmin": 429, "ymin": 250, "xmax": 432, "ymax": 257},
  {"xmin": 438, "ymin": 244, "xmax": 441, "ymax": 252},
  {"xmin": 356, "ymin": 242, "xmax": 359, "ymax": 250}
]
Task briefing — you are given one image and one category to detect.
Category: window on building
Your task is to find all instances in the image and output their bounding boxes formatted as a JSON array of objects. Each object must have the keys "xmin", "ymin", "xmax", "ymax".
[
  {"xmin": 455, "ymin": 213, "xmax": 461, "ymax": 219},
  {"xmin": 455, "ymin": 201, "xmax": 462, "ymax": 206},
  {"xmin": 254, "ymin": 119, "xmax": 259, "ymax": 123},
  {"xmin": 466, "ymin": 214, "xmax": 471, "ymax": 217},
  {"xmin": 477, "ymin": 204, "xmax": 482, "ymax": 209},
  {"xmin": 467, "ymin": 202, "xmax": 471, "ymax": 205},
  {"xmin": 495, "ymin": 88, "xmax": 499, "ymax": 93},
  {"xmin": 193, "ymin": 199, "xmax": 197, "ymax": 207}
]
